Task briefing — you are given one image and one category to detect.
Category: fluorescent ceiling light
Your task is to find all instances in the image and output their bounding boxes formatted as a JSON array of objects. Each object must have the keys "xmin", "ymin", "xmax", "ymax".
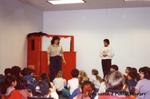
[
  {"xmin": 125, "ymin": 0, "xmax": 150, "ymax": 1},
  {"xmin": 48, "ymin": 0, "xmax": 85, "ymax": 5}
]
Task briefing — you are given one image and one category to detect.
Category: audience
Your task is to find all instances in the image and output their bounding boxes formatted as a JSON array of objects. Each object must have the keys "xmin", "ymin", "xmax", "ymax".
[{"xmin": 0, "ymin": 64, "xmax": 150, "ymax": 99}]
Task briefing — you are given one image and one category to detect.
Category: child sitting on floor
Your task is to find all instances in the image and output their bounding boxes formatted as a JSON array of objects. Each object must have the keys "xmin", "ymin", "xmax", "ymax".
[
  {"xmin": 53, "ymin": 71, "xmax": 69, "ymax": 97},
  {"xmin": 68, "ymin": 69, "xmax": 80, "ymax": 98}
]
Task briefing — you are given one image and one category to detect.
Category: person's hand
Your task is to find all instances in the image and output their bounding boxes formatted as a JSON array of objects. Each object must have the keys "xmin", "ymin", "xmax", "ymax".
[
  {"xmin": 63, "ymin": 60, "xmax": 66, "ymax": 64},
  {"xmin": 103, "ymin": 54, "xmax": 108, "ymax": 57},
  {"xmin": 48, "ymin": 61, "xmax": 50, "ymax": 65}
]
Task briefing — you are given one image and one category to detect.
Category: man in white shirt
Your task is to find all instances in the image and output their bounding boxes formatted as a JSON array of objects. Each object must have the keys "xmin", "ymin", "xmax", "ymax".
[{"xmin": 100, "ymin": 39, "xmax": 114, "ymax": 77}]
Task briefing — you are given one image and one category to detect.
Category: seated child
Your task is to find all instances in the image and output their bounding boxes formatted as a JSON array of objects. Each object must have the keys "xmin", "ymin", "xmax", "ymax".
[
  {"xmin": 90, "ymin": 69, "xmax": 102, "ymax": 90},
  {"xmin": 78, "ymin": 70, "xmax": 89, "ymax": 85},
  {"xmin": 68, "ymin": 69, "xmax": 80, "ymax": 98},
  {"xmin": 5, "ymin": 76, "xmax": 17, "ymax": 97},
  {"xmin": 53, "ymin": 71, "xmax": 69, "ymax": 97},
  {"xmin": 74, "ymin": 81, "xmax": 95, "ymax": 99}
]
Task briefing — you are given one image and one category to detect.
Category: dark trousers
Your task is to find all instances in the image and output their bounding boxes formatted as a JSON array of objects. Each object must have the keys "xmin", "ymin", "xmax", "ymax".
[
  {"xmin": 102, "ymin": 59, "xmax": 111, "ymax": 77},
  {"xmin": 50, "ymin": 56, "xmax": 62, "ymax": 81}
]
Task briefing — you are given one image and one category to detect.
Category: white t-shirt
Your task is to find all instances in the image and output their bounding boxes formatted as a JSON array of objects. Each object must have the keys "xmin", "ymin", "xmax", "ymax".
[
  {"xmin": 53, "ymin": 77, "xmax": 66, "ymax": 91},
  {"xmin": 100, "ymin": 46, "xmax": 114, "ymax": 59},
  {"xmin": 48, "ymin": 45, "xmax": 63, "ymax": 57},
  {"xmin": 90, "ymin": 75, "xmax": 101, "ymax": 89},
  {"xmin": 67, "ymin": 78, "xmax": 79, "ymax": 95},
  {"xmin": 98, "ymin": 82, "xmax": 106, "ymax": 93},
  {"xmin": 49, "ymin": 82, "xmax": 59, "ymax": 99}
]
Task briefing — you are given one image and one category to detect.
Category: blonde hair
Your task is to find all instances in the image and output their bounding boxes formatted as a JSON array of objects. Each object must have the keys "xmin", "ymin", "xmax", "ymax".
[
  {"xmin": 92, "ymin": 69, "xmax": 103, "ymax": 83},
  {"xmin": 56, "ymin": 70, "xmax": 63, "ymax": 78}
]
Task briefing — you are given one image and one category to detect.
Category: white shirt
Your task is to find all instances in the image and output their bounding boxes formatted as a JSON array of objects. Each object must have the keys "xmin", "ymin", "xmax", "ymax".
[
  {"xmin": 98, "ymin": 82, "xmax": 106, "ymax": 93},
  {"xmin": 100, "ymin": 46, "xmax": 114, "ymax": 59},
  {"xmin": 90, "ymin": 75, "xmax": 101, "ymax": 89},
  {"xmin": 53, "ymin": 77, "xmax": 66, "ymax": 91},
  {"xmin": 48, "ymin": 45, "xmax": 63, "ymax": 57},
  {"xmin": 67, "ymin": 78, "xmax": 79, "ymax": 95},
  {"xmin": 49, "ymin": 82, "xmax": 59, "ymax": 99}
]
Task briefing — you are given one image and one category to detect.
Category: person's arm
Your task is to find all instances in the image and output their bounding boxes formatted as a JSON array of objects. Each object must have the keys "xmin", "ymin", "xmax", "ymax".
[
  {"xmin": 61, "ymin": 47, "xmax": 66, "ymax": 64},
  {"xmin": 47, "ymin": 46, "xmax": 50, "ymax": 65},
  {"xmin": 135, "ymin": 81, "xmax": 141, "ymax": 95},
  {"xmin": 64, "ymin": 79, "xmax": 67, "ymax": 86},
  {"xmin": 107, "ymin": 46, "xmax": 114, "ymax": 58},
  {"xmin": 100, "ymin": 47, "xmax": 104, "ymax": 58},
  {"xmin": 100, "ymin": 47, "xmax": 108, "ymax": 58}
]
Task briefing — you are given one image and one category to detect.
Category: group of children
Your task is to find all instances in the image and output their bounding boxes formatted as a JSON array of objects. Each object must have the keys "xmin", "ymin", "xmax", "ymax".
[{"xmin": 0, "ymin": 65, "xmax": 150, "ymax": 99}]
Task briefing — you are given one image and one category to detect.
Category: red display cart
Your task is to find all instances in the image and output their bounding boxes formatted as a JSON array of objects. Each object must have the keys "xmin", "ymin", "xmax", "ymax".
[{"xmin": 27, "ymin": 32, "xmax": 76, "ymax": 80}]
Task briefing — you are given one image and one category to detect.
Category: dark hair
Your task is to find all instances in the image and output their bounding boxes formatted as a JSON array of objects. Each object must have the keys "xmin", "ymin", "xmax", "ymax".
[
  {"xmin": 92, "ymin": 69, "xmax": 99, "ymax": 75},
  {"xmin": 0, "ymin": 76, "xmax": 17, "ymax": 94},
  {"xmin": 5, "ymin": 76, "xmax": 17, "ymax": 87},
  {"xmin": 11, "ymin": 66, "xmax": 21, "ymax": 78},
  {"xmin": 131, "ymin": 68, "xmax": 140, "ymax": 81},
  {"xmin": 128, "ymin": 71, "xmax": 136, "ymax": 79},
  {"xmin": 16, "ymin": 78, "xmax": 27, "ymax": 90},
  {"xmin": 40, "ymin": 73, "xmax": 51, "ymax": 88},
  {"xmin": 71, "ymin": 69, "xmax": 79, "ymax": 78},
  {"xmin": 81, "ymin": 81, "xmax": 95, "ymax": 96},
  {"xmin": 40, "ymin": 73, "xmax": 49, "ymax": 81},
  {"xmin": 21, "ymin": 68, "xmax": 33, "ymax": 76},
  {"xmin": 104, "ymin": 39, "xmax": 110, "ymax": 45},
  {"xmin": 111, "ymin": 64, "xmax": 119, "ymax": 71},
  {"xmin": 51, "ymin": 36, "xmax": 60, "ymax": 45},
  {"xmin": 139, "ymin": 67, "xmax": 150, "ymax": 80},
  {"xmin": 126, "ymin": 67, "xmax": 132, "ymax": 71},
  {"xmin": 4, "ymin": 68, "xmax": 12, "ymax": 76}
]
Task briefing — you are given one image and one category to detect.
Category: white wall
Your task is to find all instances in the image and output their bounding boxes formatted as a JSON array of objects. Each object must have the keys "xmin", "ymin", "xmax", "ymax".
[
  {"xmin": 43, "ymin": 8, "xmax": 150, "ymax": 76},
  {"xmin": 0, "ymin": 0, "xmax": 43, "ymax": 74}
]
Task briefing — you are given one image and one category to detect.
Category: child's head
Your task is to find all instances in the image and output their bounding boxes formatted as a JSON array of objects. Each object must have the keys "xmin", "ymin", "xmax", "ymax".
[
  {"xmin": 79, "ymin": 70, "xmax": 87, "ymax": 77},
  {"xmin": 21, "ymin": 68, "xmax": 33, "ymax": 76},
  {"xmin": 5, "ymin": 76, "xmax": 17, "ymax": 87},
  {"xmin": 11, "ymin": 66, "xmax": 21, "ymax": 78},
  {"xmin": 40, "ymin": 73, "xmax": 50, "ymax": 81},
  {"xmin": 56, "ymin": 70, "xmax": 63, "ymax": 78},
  {"xmin": 110, "ymin": 64, "xmax": 118, "ymax": 72},
  {"xmin": 139, "ymin": 67, "xmax": 150, "ymax": 80},
  {"xmin": 92, "ymin": 69, "xmax": 99, "ymax": 75},
  {"xmin": 125, "ymin": 67, "xmax": 132, "ymax": 75},
  {"xmin": 4, "ymin": 68, "xmax": 12, "ymax": 76},
  {"xmin": 81, "ymin": 81, "xmax": 95, "ymax": 97},
  {"xmin": 71, "ymin": 69, "xmax": 79, "ymax": 78}
]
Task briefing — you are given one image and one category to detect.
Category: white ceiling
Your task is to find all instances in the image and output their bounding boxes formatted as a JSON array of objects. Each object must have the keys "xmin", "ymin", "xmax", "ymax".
[{"xmin": 18, "ymin": 0, "xmax": 150, "ymax": 11}]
